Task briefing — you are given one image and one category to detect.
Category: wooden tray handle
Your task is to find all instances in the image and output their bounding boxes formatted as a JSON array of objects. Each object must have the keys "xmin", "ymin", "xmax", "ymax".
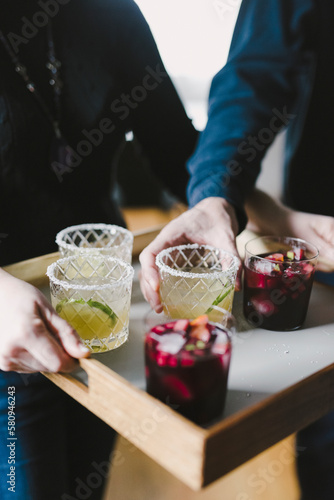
[
  {"xmin": 43, "ymin": 358, "xmax": 94, "ymax": 402},
  {"xmin": 43, "ymin": 357, "xmax": 135, "ymax": 405}
]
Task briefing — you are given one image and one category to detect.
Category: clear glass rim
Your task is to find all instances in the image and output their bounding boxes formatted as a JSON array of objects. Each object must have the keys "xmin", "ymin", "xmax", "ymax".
[
  {"xmin": 209, "ymin": 306, "xmax": 236, "ymax": 339},
  {"xmin": 245, "ymin": 235, "xmax": 319, "ymax": 263},
  {"xmin": 144, "ymin": 306, "xmax": 235, "ymax": 340},
  {"xmin": 55, "ymin": 223, "xmax": 134, "ymax": 252},
  {"xmin": 46, "ymin": 255, "xmax": 134, "ymax": 291},
  {"xmin": 155, "ymin": 243, "xmax": 239, "ymax": 280}
]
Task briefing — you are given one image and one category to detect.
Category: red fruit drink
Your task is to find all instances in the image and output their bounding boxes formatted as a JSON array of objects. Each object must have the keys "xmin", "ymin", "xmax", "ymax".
[
  {"xmin": 243, "ymin": 237, "xmax": 318, "ymax": 331},
  {"xmin": 145, "ymin": 315, "xmax": 232, "ymax": 425}
]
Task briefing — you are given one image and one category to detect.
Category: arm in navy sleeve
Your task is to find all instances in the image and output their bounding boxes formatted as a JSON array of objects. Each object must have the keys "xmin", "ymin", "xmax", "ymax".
[{"xmin": 187, "ymin": 0, "xmax": 317, "ymax": 231}]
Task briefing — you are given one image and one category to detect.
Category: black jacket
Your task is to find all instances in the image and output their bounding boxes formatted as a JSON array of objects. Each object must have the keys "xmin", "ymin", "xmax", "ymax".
[{"xmin": 0, "ymin": 0, "xmax": 197, "ymax": 265}]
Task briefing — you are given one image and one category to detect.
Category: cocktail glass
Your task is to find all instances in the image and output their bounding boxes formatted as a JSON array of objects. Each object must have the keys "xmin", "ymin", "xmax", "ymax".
[
  {"xmin": 47, "ymin": 254, "xmax": 134, "ymax": 352},
  {"xmin": 243, "ymin": 236, "xmax": 318, "ymax": 331},
  {"xmin": 144, "ymin": 308, "xmax": 234, "ymax": 425},
  {"xmin": 56, "ymin": 223, "xmax": 133, "ymax": 263},
  {"xmin": 156, "ymin": 244, "xmax": 239, "ymax": 321}
]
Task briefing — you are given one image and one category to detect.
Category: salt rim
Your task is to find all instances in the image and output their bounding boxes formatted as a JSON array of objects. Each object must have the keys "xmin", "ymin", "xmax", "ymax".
[
  {"xmin": 245, "ymin": 235, "xmax": 319, "ymax": 262},
  {"xmin": 55, "ymin": 223, "xmax": 133, "ymax": 252},
  {"xmin": 46, "ymin": 255, "xmax": 134, "ymax": 291},
  {"xmin": 155, "ymin": 244, "xmax": 239, "ymax": 280}
]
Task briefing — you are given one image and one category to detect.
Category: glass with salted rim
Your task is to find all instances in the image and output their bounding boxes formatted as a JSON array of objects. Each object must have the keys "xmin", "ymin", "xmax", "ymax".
[
  {"xmin": 243, "ymin": 236, "xmax": 319, "ymax": 331},
  {"xmin": 144, "ymin": 306, "xmax": 235, "ymax": 425},
  {"xmin": 47, "ymin": 254, "xmax": 134, "ymax": 353},
  {"xmin": 56, "ymin": 223, "xmax": 133, "ymax": 264},
  {"xmin": 155, "ymin": 244, "xmax": 239, "ymax": 321}
]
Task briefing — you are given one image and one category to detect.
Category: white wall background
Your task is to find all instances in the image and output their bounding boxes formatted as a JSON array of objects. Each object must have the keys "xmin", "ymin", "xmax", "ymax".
[{"xmin": 135, "ymin": 0, "xmax": 284, "ymax": 198}]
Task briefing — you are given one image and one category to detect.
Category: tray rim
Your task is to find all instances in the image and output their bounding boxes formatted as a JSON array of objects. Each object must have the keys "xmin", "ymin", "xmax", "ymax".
[{"xmin": 4, "ymin": 228, "xmax": 334, "ymax": 490}]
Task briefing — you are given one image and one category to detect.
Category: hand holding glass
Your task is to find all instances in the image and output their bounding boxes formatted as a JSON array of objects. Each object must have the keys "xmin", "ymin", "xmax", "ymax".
[{"xmin": 156, "ymin": 244, "xmax": 239, "ymax": 321}]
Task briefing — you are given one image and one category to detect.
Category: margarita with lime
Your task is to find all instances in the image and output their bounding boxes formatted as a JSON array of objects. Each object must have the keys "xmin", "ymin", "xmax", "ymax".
[
  {"xmin": 47, "ymin": 255, "xmax": 133, "ymax": 353},
  {"xmin": 55, "ymin": 297, "xmax": 129, "ymax": 352},
  {"xmin": 156, "ymin": 245, "xmax": 238, "ymax": 321},
  {"xmin": 159, "ymin": 267, "xmax": 234, "ymax": 320}
]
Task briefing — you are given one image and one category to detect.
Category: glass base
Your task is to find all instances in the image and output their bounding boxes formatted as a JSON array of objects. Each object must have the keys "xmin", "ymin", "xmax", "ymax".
[{"xmin": 82, "ymin": 326, "xmax": 129, "ymax": 353}]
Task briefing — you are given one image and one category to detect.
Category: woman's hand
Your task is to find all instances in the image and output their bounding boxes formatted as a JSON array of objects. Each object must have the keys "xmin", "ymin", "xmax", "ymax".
[
  {"xmin": 0, "ymin": 269, "xmax": 90, "ymax": 373},
  {"xmin": 245, "ymin": 189, "xmax": 334, "ymax": 272},
  {"xmin": 139, "ymin": 197, "xmax": 242, "ymax": 312},
  {"xmin": 282, "ymin": 211, "xmax": 334, "ymax": 272}
]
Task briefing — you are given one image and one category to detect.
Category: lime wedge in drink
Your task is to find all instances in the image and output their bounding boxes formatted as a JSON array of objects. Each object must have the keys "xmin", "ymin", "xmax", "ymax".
[
  {"xmin": 55, "ymin": 298, "xmax": 119, "ymax": 340},
  {"xmin": 205, "ymin": 287, "xmax": 232, "ymax": 314}
]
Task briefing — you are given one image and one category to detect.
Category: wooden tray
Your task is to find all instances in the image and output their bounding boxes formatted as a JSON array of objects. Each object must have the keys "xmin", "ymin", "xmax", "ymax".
[{"xmin": 5, "ymin": 228, "xmax": 334, "ymax": 490}]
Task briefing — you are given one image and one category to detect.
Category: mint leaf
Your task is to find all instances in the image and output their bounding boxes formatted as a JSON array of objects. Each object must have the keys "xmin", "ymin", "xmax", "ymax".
[{"xmin": 205, "ymin": 287, "xmax": 232, "ymax": 314}]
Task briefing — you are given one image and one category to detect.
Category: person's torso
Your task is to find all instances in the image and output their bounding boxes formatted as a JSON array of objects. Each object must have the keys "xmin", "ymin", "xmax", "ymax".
[
  {"xmin": 284, "ymin": 0, "xmax": 334, "ymax": 216},
  {"xmin": 0, "ymin": 0, "xmax": 139, "ymax": 264}
]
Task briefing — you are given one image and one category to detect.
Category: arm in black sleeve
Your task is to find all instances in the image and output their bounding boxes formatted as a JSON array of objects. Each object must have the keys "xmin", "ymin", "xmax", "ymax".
[
  {"xmin": 109, "ymin": 0, "xmax": 198, "ymax": 203},
  {"xmin": 186, "ymin": 0, "xmax": 318, "ymax": 231}
]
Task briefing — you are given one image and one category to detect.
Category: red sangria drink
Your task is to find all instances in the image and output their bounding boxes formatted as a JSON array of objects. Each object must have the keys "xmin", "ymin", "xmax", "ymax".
[
  {"xmin": 145, "ymin": 314, "xmax": 233, "ymax": 425},
  {"xmin": 243, "ymin": 236, "xmax": 318, "ymax": 331}
]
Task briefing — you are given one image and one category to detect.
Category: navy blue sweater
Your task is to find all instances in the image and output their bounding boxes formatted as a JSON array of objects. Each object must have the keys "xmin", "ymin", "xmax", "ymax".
[{"xmin": 187, "ymin": 0, "xmax": 334, "ymax": 230}]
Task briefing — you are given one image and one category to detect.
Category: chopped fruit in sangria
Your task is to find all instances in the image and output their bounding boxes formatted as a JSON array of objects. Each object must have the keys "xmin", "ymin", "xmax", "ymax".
[
  {"xmin": 244, "ymin": 247, "xmax": 316, "ymax": 331},
  {"xmin": 145, "ymin": 315, "xmax": 231, "ymax": 425}
]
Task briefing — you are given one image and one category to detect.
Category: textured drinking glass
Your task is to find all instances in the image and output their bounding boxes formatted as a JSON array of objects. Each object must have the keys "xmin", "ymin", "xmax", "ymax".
[
  {"xmin": 243, "ymin": 236, "xmax": 318, "ymax": 331},
  {"xmin": 156, "ymin": 244, "xmax": 239, "ymax": 320},
  {"xmin": 56, "ymin": 223, "xmax": 133, "ymax": 263},
  {"xmin": 47, "ymin": 255, "xmax": 134, "ymax": 353},
  {"xmin": 144, "ymin": 307, "xmax": 235, "ymax": 425}
]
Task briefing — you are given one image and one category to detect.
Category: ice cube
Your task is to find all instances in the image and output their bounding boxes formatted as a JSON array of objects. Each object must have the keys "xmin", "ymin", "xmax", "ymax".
[{"xmin": 156, "ymin": 333, "xmax": 186, "ymax": 355}]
